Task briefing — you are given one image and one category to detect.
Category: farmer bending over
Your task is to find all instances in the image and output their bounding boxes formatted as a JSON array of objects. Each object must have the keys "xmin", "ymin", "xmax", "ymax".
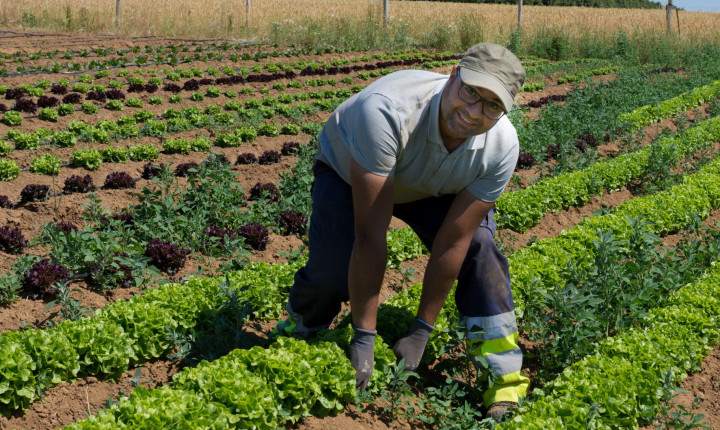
[{"xmin": 273, "ymin": 43, "xmax": 529, "ymax": 421}]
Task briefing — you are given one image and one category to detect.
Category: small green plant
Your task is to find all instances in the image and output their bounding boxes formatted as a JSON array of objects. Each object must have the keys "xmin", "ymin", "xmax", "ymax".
[
  {"xmin": 148, "ymin": 96, "xmax": 163, "ymax": 105},
  {"xmin": 39, "ymin": 107, "xmax": 59, "ymax": 122},
  {"xmin": 2, "ymin": 111, "xmax": 23, "ymax": 126},
  {"xmin": 72, "ymin": 83, "xmax": 89, "ymax": 93},
  {"xmin": 81, "ymin": 102, "xmax": 99, "ymax": 115},
  {"xmin": 169, "ymin": 94, "xmax": 182, "ymax": 103},
  {"xmin": 30, "ymin": 153, "xmax": 62, "ymax": 175},
  {"xmin": 0, "ymin": 141, "xmax": 11, "ymax": 156},
  {"xmin": 106, "ymin": 100, "xmax": 124, "ymax": 111},
  {"xmin": 101, "ymin": 147, "xmax": 129, "ymax": 163},
  {"xmin": 128, "ymin": 144, "xmax": 159, "ymax": 161},
  {"xmin": 78, "ymin": 74, "xmax": 93, "ymax": 83},
  {"xmin": 280, "ymin": 123, "xmax": 301, "ymax": 135},
  {"xmin": 235, "ymin": 126, "xmax": 257, "ymax": 142},
  {"xmin": 654, "ymin": 371, "xmax": 711, "ymax": 430},
  {"xmin": 190, "ymin": 91, "xmax": 205, "ymax": 101},
  {"xmin": 45, "ymin": 284, "xmax": 91, "ymax": 326},
  {"xmin": 125, "ymin": 98, "xmax": 143, "ymax": 108},
  {"xmin": 9, "ymin": 131, "xmax": 40, "ymax": 150},
  {"xmin": 0, "ymin": 159, "xmax": 21, "ymax": 181},
  {"xmin": 57, "ymin": 103, "xmax": 74, "ymax": 116},
  {"xmin": 378, "ymin": 359, "xmax": 419, "ymax": 421},
  {"xmin": 70, "ymin": 148, "xmax": 103, "ymax": 170},
  {"xmin": 257, "ymin": 123, "xmax": 279, "ymax": 137},
  {"xmin": 133, "ymin": 109, "xmax": 155, "ymax": 123},
  {"xmin": 214, "ymin": 133, "xmax": 242, "ymax": 148},
  {"xmin": 205, "ymin": 87, "xmax": 221, "ymax": 98}
]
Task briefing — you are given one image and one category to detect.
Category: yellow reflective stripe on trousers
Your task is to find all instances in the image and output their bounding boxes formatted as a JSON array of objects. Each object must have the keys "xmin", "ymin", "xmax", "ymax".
[
  {"xmin": 467, "ymin": 333, "xmax": 529, "ymax": 406},
  {"xmin": 483, "ymin": 371, "xmax": 530, "ymax": 406}
]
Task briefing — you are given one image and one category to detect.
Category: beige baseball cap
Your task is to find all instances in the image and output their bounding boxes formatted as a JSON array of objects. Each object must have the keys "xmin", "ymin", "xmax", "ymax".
[{"xmin": 458, "ymin": 43, "xmax": 526, "ymax": 113}]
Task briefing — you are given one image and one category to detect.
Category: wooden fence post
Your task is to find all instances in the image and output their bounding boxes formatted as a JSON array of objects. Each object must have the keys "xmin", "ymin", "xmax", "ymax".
[
  {"xmin": 518, "ymin": 0, "xmax": 523, "ymax": 29},
  {"xmin": 246, "ymin": 0, "xmax": 250, "ymax": 27},
  {"xmin": 383, "ymin": 0, "xmax": 389, "ymax": 28},
  {"xmin": 666, "ymin": 0, "xmax": 673, "ymax": 34},
  {"xmin": 115, "ymin": 0, "xmax": 121, "ymax": 28}
]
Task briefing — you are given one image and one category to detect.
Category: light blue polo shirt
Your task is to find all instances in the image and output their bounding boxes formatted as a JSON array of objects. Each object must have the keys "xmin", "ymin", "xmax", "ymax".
[{"xmin": 316, "ymin": 69, "xmax": 519, "ymax": 204}]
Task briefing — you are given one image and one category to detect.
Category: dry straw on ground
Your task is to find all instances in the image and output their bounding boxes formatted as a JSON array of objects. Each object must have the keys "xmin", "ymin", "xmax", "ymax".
[{"xmin": 2, "ymin": 0, "xmax": 720, "ymax": 49}]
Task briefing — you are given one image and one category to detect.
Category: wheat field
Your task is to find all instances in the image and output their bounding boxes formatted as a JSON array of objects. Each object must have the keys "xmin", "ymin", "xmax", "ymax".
[{"xmin": 2, "ymin": 0, "xmax": 719, "ymax": 50}]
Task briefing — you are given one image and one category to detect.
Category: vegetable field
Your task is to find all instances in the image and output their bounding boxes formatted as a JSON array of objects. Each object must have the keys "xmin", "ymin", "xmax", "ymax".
[{"xmin": 1, "ymin": 29, "xmax": 720, "ymax": 429}]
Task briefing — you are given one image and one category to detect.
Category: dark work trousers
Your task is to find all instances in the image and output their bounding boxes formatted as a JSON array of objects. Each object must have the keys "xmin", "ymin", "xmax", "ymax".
[{"xmin": 287, "ymin": 161, "xmax": 515, "ymax": 328}]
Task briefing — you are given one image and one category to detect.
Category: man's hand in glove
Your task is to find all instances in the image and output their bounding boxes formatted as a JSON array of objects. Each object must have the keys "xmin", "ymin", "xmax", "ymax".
[
  {"xmin": 392, "ymin": 317, "xmax": 434, "ymax": 371},
  {"xmin": 348, "ymin": 325, "xmax": 376, "ymax": 391}
]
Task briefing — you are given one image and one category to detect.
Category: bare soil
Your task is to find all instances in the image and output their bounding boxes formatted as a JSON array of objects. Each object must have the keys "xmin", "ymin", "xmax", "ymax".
[{"xmin": 1, "ymin": 30, "xmax": 719, "ymax": 429}]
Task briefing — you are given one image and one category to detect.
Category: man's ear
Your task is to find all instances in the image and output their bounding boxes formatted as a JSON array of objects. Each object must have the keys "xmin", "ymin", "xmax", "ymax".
[{"xmin": 449, "ymin": 65, "xmax": 459, "ymax": 78}]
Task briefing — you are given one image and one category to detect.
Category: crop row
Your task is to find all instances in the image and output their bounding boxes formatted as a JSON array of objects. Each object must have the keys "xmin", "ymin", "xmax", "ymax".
[
  {"xmin": 3, "ymin": 46, "xmax": 443, "ymax": 76},
  {"xmin": 512, "ymin": 64, "xmax": 720, "ymax": 165},
  {"xmin": 497, "ymin": 113, "xmax": 720, "ymax": 232},
  {"xmin": 619, "ymin": 79, "xmax": 720, "ymax": 130},
  {"xmin": 509, "ymin": 152, "xmax": 720, "ymax": 314},
  {"xmin": 499, "ymin": 259, "xmax": 720, "ymax": 428},
  {"xmin": 2, "ymin": 51, "xmax": 460, "ymax": 94}
]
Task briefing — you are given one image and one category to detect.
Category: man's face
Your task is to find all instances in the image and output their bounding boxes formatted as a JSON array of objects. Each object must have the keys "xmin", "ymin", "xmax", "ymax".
[{"xmin": 439, "ymin": 67, "xmax": 504, "ymax": 146}]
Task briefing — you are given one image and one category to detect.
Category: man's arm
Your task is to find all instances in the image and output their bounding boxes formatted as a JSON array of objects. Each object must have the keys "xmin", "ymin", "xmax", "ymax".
[
  {"xmin": 417, "ymin": 189, "xmax": 494, "ymax": 326},
  {"xmin": 348, "ymin": 157, "xmax": 395, "ymax": 331}
]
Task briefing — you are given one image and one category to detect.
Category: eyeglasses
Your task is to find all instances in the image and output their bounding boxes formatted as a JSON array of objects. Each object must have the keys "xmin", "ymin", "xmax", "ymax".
[{"xmin": 457, "ymin": 77, "xmax": 506, "ymax": 120}]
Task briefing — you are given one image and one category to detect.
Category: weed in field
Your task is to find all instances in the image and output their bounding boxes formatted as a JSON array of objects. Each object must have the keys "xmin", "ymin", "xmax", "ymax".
[
  {"xmin": 652, "ymin": 371, "xmax": 711, "ymax": 430},
  {"xmin": 523, "ymin": 215, "xmax": 720, "ymax": 383},
  {"xmin": 45, "ymin": 284, "xmax": 91, "ymax": 326}
]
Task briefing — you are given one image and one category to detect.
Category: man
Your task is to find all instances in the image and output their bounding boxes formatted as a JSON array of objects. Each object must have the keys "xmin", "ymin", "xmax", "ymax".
[{"xmin": 273, "ymin": 43, "xmax": 529, "ymax": 421}]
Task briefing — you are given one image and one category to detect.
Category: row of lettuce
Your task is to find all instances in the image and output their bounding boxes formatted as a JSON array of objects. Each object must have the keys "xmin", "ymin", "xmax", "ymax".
[
  {"xmin": 3, "ymin": 138, "xmax": 720, "ymax": 427},
  {"xmin": 497, "ymin": 80, "xmax": 720, "ymax": 232}
]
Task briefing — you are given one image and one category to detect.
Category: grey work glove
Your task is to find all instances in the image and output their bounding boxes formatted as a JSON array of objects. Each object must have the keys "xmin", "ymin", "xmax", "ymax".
[
  {"xmin": 348, "ymin": 325, "xmax": 376, "ymax": 391},
  {"xmin": 392, "ymin": 318, "xmax": 434, "ymax": 371}
]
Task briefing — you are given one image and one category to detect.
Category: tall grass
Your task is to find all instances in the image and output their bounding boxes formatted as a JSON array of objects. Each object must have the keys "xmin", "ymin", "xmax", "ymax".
[{"xmin": 2, "ymin": 0, "xmax": 720, "ymax": 55}]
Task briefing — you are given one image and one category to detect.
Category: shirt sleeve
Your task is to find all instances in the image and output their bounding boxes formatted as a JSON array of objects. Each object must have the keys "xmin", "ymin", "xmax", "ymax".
[
  {"xmin": 466, "ymin": 130, "xmax": 519, "ymax": 203},
  {"xmin": 348, "ymin": 93, "xmax": 401, "ymax": 176}
]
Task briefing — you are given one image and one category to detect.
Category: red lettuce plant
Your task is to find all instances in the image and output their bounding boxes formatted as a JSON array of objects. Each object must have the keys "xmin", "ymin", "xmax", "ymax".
[
  {"xmin": 14, "ymin": 98, "xmax": 37, "ymax": 113},
  {"xmin": 62, "ymin": 93, "xmax": 83, "ymax": 104},
  {"xmin": 144, "ymin": 238, "xmax": 190, "ymax": 275},
  {"xmin": 37, "ymin": 95, "xmax": 60, "ymax": 108},
  {"xmin": 85, "ymin": 91, "xmax": 107, "ymax": 102},
  {"xmin": 235, "ymin": 153, "xmax": 258, "ymax": 165},
  {"xmin": 249, "ymin": 182, "xmax": 279, "ymax": 201},
  {"xmin": 105, "ymin": 89, "xmax": 126, "ymax": 100},
  {"xmin": 53, "ymin": 221, "xmax": 79, "ymax": 234},
  {"xmin": 103, "ymin": 172, "xmax": 136, "ymax": 189},
  {"xmin": 127, "ymin": 83, "xmax": 145, "ymax": 93},
  {"xmin": 63, "ymin": 175, "xmax": 96, "ymax": 193},
  {"xmin": 0, "ymin": 195, "xmax": 13, "ymax": 209},
  {"xmin": 0, "ymin": 225, "xmax": 28, "ymax": 254},
  {"xmin": 259, "ymin": 150, "xmax": 282, "ymax": 165},
  {"xmin": 281, "ymin": 141, "xmax": 301, "ymax": 156},
  {"xmin": 175, "ymin": 162, "xmax": 199, "ymax": 177},
  {"xmin": 516, "ymin": 152, "xmax": 537, "ymax": 170},
  {"xmin": 20, "ymin": 184, "xmax": 51, "ymax": 203},
  {"xmin": 141, "ymin": 162, "xmax": 169, "ymax": 180},
  {"xmin": 23, "ymin": 259, "xmax": 70, "ymax": 297},
  {"xmin": 162, "ymin": 83, "xmax": 181, "ymax": 93},
  {"xmin": 51, "ymin": 84, "xmax": 68, "ymax": 95},
  {"xmin": 237, "ymin": 223, "xmax": 269, "ymax": 251},
  {"xmin": 278, "ymin": 210, "xmax": 308, "ymax": 235}
]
